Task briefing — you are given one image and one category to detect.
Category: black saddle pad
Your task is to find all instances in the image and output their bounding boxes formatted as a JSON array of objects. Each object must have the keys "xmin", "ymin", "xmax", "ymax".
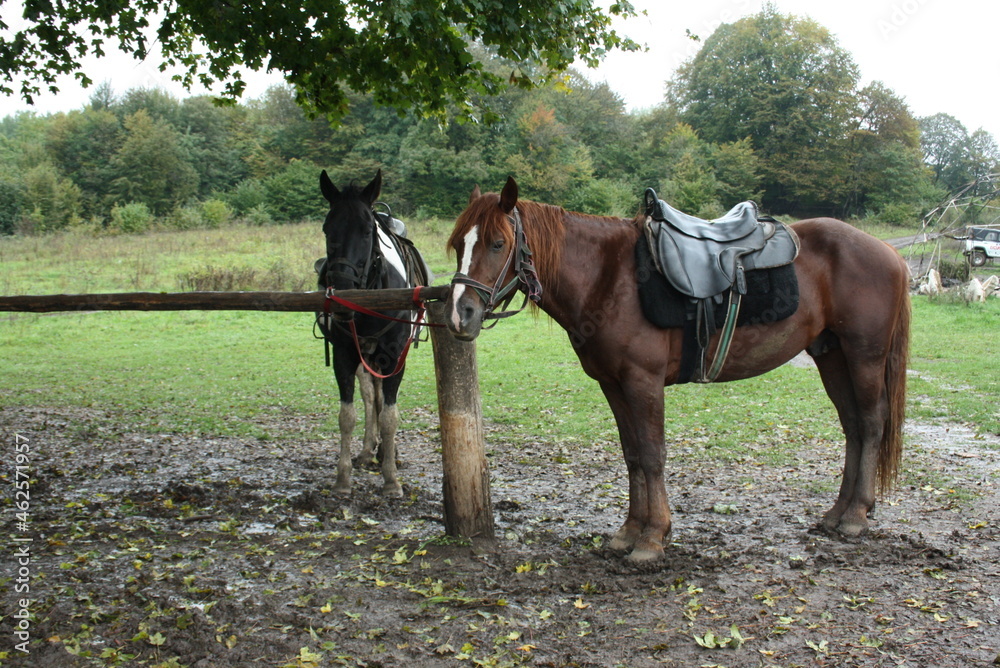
[{"xmin": 635, "ymin": 235, "xmax": 799, "ymax": 329}]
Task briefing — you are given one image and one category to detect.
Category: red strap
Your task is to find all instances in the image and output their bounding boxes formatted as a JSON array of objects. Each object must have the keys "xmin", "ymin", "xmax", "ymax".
[
  {"xmin": 348, "ymin": 309, "xmax": 424, "ymax": 379},
  {"xmin": 323, "ymin": 286, "xmax": 444, "ymax": 328}
]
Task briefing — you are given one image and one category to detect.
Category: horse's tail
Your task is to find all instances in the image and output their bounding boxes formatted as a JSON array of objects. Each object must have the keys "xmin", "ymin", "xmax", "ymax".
[{"xmin": 878, "ymin": 265, "xmax": 911, "ymax": 495}]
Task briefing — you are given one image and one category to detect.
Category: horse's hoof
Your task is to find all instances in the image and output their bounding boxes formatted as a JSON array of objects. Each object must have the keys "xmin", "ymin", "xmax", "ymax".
[
  {"xmin": 609, "ymin": 527, "xmax": 641, "ymax": 552},
  {"xmin": 836, "ymin": 520, "xmax": 868, "ymax": 538},
  {"xmin": 381, "ymin": 483, "xmax": 403, "ymax": 498},
  {"xmin": 626, "ymin": 547, "xmax": 663, "ymax": 563},
  {"xmin": 608, "ymin": 535, "xmax": 634, "ymax": 552}
]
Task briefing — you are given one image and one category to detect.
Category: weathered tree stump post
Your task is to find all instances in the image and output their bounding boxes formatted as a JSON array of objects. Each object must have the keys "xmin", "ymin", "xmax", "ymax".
[{"xmin": 427, "ymin": 301, "xmax": 497, "ymax": 550}]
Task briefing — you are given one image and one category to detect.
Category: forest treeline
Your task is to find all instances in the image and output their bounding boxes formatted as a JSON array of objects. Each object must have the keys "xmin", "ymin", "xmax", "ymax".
[{"xmin": 1, "ymin": 6, "xmax": 997, "ymax": 236}]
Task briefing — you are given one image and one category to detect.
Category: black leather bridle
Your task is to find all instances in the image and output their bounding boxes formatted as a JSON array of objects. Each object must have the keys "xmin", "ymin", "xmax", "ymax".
[{"xmin": 450, "ymin": 207, "xmax": 542, "ymax": 322}]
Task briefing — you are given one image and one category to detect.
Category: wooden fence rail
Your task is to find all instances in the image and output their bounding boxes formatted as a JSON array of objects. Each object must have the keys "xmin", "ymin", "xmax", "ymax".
[
  {"xmin": 0, "ymin": 285, "xmax": 497, "ymax": 548},
  {"xmin": 0, "ymin": 286, "xmax": 451, "ymax": 313}
]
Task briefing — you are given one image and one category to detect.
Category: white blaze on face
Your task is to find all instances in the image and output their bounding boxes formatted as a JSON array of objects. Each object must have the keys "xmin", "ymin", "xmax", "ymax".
[{"xmin": 451, "ymin": 225, "xmax": 479, "ymax": 330}]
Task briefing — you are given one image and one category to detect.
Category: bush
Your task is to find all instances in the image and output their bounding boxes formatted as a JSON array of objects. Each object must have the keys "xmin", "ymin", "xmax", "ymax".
[
  {"xmin": 241, "ymin": 204, "xmax": 274, "ymax": 227},
  {"xmin": 875, "ymin": 202, "xmax": 919, "ymax": 227},
  {"xmin": 223, "ymin": 179, "xmax": 268, "ymax": 215},
  {"xmin": 167, "ymin": 205, "xmax": 204, "ymax": 230},
  {"xmin": 110, "ymin": 202, "xmax": 153, "ymax": 234},
  {"xmin": 201, "ymin": 199, "xmax": 234, "ymax": 228},
  {"xmin": 564, "ymin": 179, "xmax": 639, "ymax": 217},
  {"xmin": 939, "ymin": 256, "xmax": 971, "ymax": 282}
]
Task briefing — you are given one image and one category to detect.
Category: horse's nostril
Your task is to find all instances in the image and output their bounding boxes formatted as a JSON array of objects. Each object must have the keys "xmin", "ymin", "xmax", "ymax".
[{"xmin": 461, "ymin": 303, "xmax": 476, "ymax": 323}]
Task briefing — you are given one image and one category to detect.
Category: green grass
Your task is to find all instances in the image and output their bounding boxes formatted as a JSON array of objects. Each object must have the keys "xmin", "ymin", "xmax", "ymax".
[
  {"xmin": 1, "ymin": 222, "xmax": 997, "ymax": 458},
  {"xmin": 907, "ymin": 295, "xmax": 1000, "ymax": 434}
]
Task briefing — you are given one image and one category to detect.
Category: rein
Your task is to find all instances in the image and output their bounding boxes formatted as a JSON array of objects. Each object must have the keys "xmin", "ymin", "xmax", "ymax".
[
  {"xmin": 325, "ymin": 287, "xmax": 429, "ymax": 379},
  {"xmin": 451, "ymin": 206, "xmax": 542, "ymax": 322}
]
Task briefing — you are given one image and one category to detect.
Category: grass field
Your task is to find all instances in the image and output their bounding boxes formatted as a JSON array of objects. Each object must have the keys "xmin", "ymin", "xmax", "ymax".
[{"xmin": 1, "ymin": 220, "xmax": 998, "ymax": 460}]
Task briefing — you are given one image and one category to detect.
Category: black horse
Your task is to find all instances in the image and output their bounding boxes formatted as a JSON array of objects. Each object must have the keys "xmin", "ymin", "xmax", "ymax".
[{"xmin": 315, "ymin": 169, "xmax": 427, "ymax": 496}]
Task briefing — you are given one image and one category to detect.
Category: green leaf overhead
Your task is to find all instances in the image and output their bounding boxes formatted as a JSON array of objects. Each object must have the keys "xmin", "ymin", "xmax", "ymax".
[{"xmin": 1, "ymin": 0, "xmax": 639, "ymax": 122}]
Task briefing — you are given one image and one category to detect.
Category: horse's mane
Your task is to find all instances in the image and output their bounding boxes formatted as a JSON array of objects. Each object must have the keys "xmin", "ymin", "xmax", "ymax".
[{"xmin": 448, "ymin": 193, "xmax": 639, "ymax": 288}]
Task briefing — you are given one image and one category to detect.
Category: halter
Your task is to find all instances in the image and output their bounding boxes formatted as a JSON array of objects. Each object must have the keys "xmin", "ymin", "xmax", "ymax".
[
  {"xmin": 323, "ymin": 215, "xmax": 383, "ymax": 299},
  {"xmin": 451, "ymin": 207, "xmax": 543, "ymax": 321}
]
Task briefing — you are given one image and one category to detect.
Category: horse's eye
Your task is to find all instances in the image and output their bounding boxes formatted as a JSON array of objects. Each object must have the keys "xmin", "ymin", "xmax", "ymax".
[{"xmin": 491, "ymin": 239, "xmax": 505, "ymax": 252}]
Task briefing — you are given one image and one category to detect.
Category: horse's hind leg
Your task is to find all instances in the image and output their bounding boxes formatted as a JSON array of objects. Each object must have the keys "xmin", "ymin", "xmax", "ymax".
[
  {"xmin": 356, "ymin": 368, "xmax": 380, "ymax": 468},
  {"xmin": 813, "ymin": 346, "xmax": 887, "ymax": 536}
]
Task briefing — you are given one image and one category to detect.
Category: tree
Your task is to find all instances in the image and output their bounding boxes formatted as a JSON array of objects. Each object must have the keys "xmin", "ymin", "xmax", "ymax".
[
  {"xmin": 670, "ymin": 5, "xmax": 860, "ymax": 214},
  {"xmin": 919, "ymin": 114, "xmax": 1000, "ymax": 191},
  {"xmin": 503, "ymin": 103, "xmax": 594, "ymax": 204},
  {"xmin": 920, "ymin": 113, "xmax": 971, "ymax": 188},
  {"xmin": 967, "ymin": 129, "xmax": 1000, "ymax": 180},
  {"xmin": 397, "ymin": 120, "xmax": 489, "ymax": 217},
  {"xmin": 177, "ymin": 96, "xmax": 249, "ymax": 197},
  {"xmin": 263, "ymin": 159, "xmax": 325, "ymax": 222},
  {"xmin": 543, "ymin": 73, "xmax": 639, "ymax": 180},
  {"xmin": 109, "ymin": 110, "xmax": 199, "ymax": 215},
  {"xmin": 45, "ymin": 108, "xmax": 123, "ymax": 216},
  {"xmin": 21, "ymin": 161, "xmax": 82, "ymax": 231},
  {"xmin": 842, "ymin": 82, "xmax": 931, "ymax": 218},
  {"xmin": 0, "ymin": 178, "xmax": 24, "ymax": 234},
  {"xmin": 1, "ymin": 0, "xmax": 638, "ymax": 123}
]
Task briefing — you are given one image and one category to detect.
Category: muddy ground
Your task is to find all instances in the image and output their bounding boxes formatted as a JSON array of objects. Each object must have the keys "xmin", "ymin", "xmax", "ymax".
[{"xmin": 2, "ymin": 398, "xmax": 999, "ymax": 668}]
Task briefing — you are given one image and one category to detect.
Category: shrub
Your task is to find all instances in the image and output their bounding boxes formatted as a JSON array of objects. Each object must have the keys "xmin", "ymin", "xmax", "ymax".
[
  {"xmin": 875, "ymin": 202, "xmax": 919, "ymax": 227},
  {"xmin": 223, "ymin": 179, "xmax": 268, "ymax": 215},
  {"xmin": 167, "ymin": 205, "xmax": 204, "ymax": 230},
  {"xmin": 201, "ymin": 199, "xmax": 234, "ymax": 228},
  {"xmin": 110, "ymin": 202, "xmax": 153, "ymax": 234},
  {"xmin": 939, "ymin": 256, "xmax": 971, "ymax": 282},
  {"xmin": 564, "ymin": 179, "xmax": 639, "ymax": 217},
  {"xmin": 241, "ymin": 204, "xmax": 274, "ymax": 227}
]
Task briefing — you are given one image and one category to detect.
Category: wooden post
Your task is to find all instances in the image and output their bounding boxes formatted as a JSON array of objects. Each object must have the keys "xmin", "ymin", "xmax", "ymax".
[{"xmin": 427, "ymin": 301, "xmax": 497, "ymax": 550}]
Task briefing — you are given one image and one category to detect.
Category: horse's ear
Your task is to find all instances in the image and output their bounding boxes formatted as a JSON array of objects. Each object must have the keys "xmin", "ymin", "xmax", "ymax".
[
  {"xmin": 362, "ymin": 169, "xmax": 382, "ymax": 206},
  {"xmin": 468, "ymin": 185, "xmax": 482, "ymax": 205},
  {"xmin": 320, "ymin": 170, "xmax": 339, "ymax": 202},
  {"xmin": 499, "ymin": 176, "xmax": 518, "ymax": 214}
]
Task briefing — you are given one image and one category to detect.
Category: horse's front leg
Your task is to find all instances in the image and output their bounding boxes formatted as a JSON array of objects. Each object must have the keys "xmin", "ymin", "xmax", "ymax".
[
  {"xmin": 378, "ymin": 372, "xmax": 404, "ymax": 497},
  {"xmin": 332, "ymin": 352, "xmax": 360, "ymax": 495},
  {"xmin": 608, "ymin": 461, "xmax": 648, "ymax": 553},
  {"xmin": 355, "ymin": 368, "xmax": 380, "ymax": 468},
  {"xmin": 601, "ymin": 379, "xmax": 672, "ymax": 562}
]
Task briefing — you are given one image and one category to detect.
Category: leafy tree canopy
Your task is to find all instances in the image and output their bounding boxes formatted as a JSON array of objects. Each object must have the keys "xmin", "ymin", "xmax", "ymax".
[
  {"xmin": 669, "ymin": 4, "xmax": 860, "ymax": 213},
  {"xmin": 1, "ymin": 0, "xmax": 639, "ymax": 123}
]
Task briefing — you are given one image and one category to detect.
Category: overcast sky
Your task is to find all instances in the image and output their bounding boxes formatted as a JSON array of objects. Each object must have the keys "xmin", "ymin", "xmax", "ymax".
[{"xmin": 3, "ymin": 0, "xmax": 998, "ymax": 140}]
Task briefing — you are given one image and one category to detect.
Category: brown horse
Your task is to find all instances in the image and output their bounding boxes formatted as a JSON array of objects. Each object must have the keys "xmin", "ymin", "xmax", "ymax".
[{"xmin": 444, "ymin": 177, "xmax": 910, "ymax": 562}]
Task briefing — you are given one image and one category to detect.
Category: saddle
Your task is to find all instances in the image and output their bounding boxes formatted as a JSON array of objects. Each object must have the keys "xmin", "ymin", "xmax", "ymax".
[
  {"xmin": 640, "ymin": 189, "xmax": 800, "ymax": 383},
  {"xmin": 643, "ymin": 188, "xmax": 799, "ymax": 300}
]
